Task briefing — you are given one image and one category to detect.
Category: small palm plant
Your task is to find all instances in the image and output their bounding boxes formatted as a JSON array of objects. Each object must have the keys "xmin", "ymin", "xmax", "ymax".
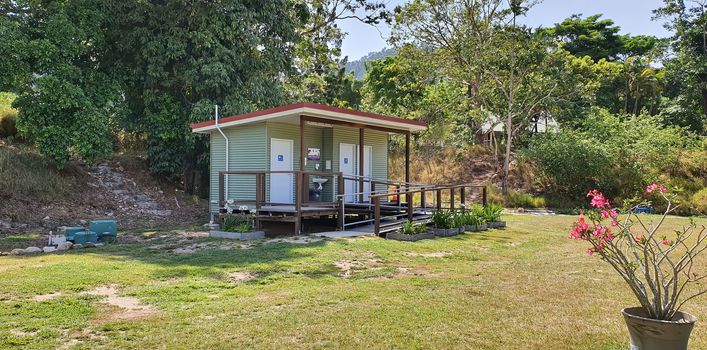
[
  {"xmin": 431, "ymin": 209, "xmax": 454, "ymax": 229},
  {"xmin": 400, "ymin": 221, "xmax": 427, "ymax": 235}
]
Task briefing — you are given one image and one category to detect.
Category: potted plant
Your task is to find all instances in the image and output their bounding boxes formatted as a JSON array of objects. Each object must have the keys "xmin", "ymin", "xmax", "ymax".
[
  {"xmin": 387, "ymin": 221, "xmax": 435, "ymax": 241},
  {"xmin": 569, "ymin": 185, "xmax": 706, "ymax": 350},
  {"xmin": 484, "ymin": 203, "xmax": 505, "ymax": 228},
  {"xmin": 465, "ymin": 205, "xmax": 488, "ymax": 232},
  {"xmin": 453, "ymin": 212, "xmax": 467, "ymax": 234},
  {"xmin": 429, "ymin": 210, "xmax": 457, "ymax": 237},
  {"xmin": 210, "ymin": 206, "xmax": 265, "ymax": 240}
]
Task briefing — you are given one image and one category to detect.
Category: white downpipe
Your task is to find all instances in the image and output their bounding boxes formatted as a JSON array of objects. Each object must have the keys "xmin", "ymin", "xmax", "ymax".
[{"xmin": 214, "ymin": 105, "xmax": 229, "ymax": 202}]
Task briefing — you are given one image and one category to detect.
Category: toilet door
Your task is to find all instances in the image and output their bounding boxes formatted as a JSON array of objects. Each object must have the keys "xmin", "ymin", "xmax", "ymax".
[
  {"xmin": 270, "ymin": 138, "xmax": 294, "ymax": 204},
  {"xmin": 339, "ymin": 143, "xmax": 356, "ymax": 203}
]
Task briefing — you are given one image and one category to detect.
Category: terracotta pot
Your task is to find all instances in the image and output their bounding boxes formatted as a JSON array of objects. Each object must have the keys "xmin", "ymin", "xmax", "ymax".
[{"xmin": 622, "ymin": 307, "xmax": 697, "ymax": 350}]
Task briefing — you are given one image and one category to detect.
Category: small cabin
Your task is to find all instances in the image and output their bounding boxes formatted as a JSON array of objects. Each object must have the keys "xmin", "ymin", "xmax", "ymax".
[{"xmin": 191, "ymin": 102, "xmax": 483, "ymax": 236}]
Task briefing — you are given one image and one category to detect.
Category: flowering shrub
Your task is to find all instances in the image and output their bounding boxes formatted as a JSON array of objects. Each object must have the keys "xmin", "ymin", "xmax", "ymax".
[{"xmin": 569, "ymin": 184, "xmax": 707, "ymax": 320}]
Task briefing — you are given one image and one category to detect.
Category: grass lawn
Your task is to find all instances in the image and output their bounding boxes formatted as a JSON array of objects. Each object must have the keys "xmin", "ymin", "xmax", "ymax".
[{"xmin": 0, "ymin": 214, "xmax": 705, "ymax": 349}]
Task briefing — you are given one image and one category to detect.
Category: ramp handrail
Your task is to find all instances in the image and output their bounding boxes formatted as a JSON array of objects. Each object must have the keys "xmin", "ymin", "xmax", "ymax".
[{"xmin": 370, "ymin": 184, "xmax": 488, "ymax": 236}]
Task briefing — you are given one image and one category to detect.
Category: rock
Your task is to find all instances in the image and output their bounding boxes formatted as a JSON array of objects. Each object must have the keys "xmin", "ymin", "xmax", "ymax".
[
  {"xmin": 43, "ymin": 246, "xmax": 57, "ymax": 253},
  {"xmin": 79, "ymin": 219, "xmax": 88, "ymax": 225},
  {"xmin": 10, "ymin": 249, "xmax": 25, "ymax": 255},
  {"xmin": 42, "ymin": 216, "xmax": 51, "ymax": 221},
  {"xmin": 0, "ymin": 220, "xmax": 11, "ymax": 229},
  {"xmin": 73, "ymin": 244, "xmax": 84, "ymax": 249},
  {"xmin": 0, "ymin": 252, "xmax": 9, "ymax": 256},
  {"xmin": 57, "ymin": 242, "xmax": 73, "ymax": 251},
  {"xmin": 94, "ymin": 243, "xmax": 104, "ymax": 247},
  {"xmin": 24, "ymin": 247, "xmax": 42, "ymax": 254},
  {"xmin": 516, "ymin": 207, "xmax": 526, "ymax": 213},
  {"xmin": 83, "ymin": 242, "xmax": 95, "ymax": 248}
]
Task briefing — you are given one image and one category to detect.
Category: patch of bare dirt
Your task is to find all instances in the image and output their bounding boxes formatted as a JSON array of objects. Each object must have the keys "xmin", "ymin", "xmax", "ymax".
[
  {"xmin": 394, "ymin": 266, "xmax": 437, "ymax": 278},
  {"xmin": 404, "ymin": 251, "xmax": 452, "ymax": 258},
  {"xmin": 228, "ymin": 271, "xmax": 257, "ymax": 283},
  {"xmin": 33, "ymin": 292, "xmax": 62, "ymax": 302},
  {"xmin": 81, "ymin": 285, "xmax": 159, "ymax": 323},
  {"xmin": 266, "ymin": 236, "xmax": 323, "ymax": 245},
  {"xmin": 167, "ymin": 241, "xmax": 254, "ymax": 254},
  {"xmin": 334, "ymin": 259, "xmax": 384, "ymax": 278},
  {"xmin": 58, "ymin": 329, "xmax": 108, "ymax": 350}
]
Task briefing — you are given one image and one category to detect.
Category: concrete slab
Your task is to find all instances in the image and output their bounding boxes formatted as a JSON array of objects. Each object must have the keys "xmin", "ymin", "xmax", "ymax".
[{"xmin": 312, "ymin": 230, "xmax": 375, "ymax": 238}]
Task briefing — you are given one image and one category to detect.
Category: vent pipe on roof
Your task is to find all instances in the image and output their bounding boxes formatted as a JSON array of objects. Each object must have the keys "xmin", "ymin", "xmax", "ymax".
[{"xmin": 214, "ymin": 105, "xmax": 229, "ymax": 203}]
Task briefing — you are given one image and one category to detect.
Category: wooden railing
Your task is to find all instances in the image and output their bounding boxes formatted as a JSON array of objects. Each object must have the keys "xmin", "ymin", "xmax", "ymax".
[
  {"xmin": 369, "ymin": 184, "xmax": 487, "ymax": 236},
  {"xmin": 218, "ymin": 170, "xmax": 345, "ymax": 211}
]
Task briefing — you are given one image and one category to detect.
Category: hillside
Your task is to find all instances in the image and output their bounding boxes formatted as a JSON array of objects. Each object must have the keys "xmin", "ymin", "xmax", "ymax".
[
  {"xmin": 344, "ymin": 47, "xmax": 396, "ymax": 80},
  {"xmin": 0, "ymin": 142, "xmax": 209, "ymax": 237}
]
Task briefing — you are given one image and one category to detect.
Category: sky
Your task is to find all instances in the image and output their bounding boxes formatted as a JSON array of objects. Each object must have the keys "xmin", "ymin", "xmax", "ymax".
[{"xmin": 338, "ymin": 0, "xmax": 672, "ymax": 61}]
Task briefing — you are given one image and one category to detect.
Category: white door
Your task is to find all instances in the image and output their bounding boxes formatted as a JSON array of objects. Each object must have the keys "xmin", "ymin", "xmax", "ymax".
[
  {"xmin": 270, "ymin": 138, "xmax": 294, "ymax": 204},
  {"xmin": 363, "ymin": 146, "xmax": 373, "ymax": 202},
  {"xmin": 339, "ymin": 143, "xmax": 357, "ymax": 203}
]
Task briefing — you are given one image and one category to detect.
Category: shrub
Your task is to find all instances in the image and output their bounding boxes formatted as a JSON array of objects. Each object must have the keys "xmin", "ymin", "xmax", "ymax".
[
  {"xmin": 400, "ymin": 221, "xmax": 427, "ymax": 235},
  {"xmin": 431, "ymin": 209, "xmax": 454, "ymax": 229},
  {"xmin": 0, "ymin": 108, "xmax": 17, "ymax": 138},
  {"xmin": 505, "ymin": 190, "xmax": 545, "ymax": 208},
  {"xmin": 482, "ymin": 203, "xmax": 503, "ymax": 223},
  {"xmin": 462, "ymin": 205, "xmax": 486, "ymax": 225},
  {"xmin": 523, "ymin": 109, "xmax": 695, "ymax": 203},
  {"xmin": 222, "ymin": 215, "xmax": 253, "ymax": 233},
  {"xmin": 692, "ymin": 188, "xmax": 707, "ymax": 214}
]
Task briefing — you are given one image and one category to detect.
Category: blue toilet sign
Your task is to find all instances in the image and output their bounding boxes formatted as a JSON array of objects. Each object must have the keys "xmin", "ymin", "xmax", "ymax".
[
  {"xmin": 344, "ymin": 157, "xmax": 349, "ymax": 164},
  {"xmin": 277, "ymin": 155, "xmax": 284, "ymax": 161}
]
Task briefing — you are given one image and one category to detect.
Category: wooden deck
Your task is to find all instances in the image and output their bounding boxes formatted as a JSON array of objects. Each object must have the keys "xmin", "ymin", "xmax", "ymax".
[{"xmin": 217, "ymin": 170, "xmax": 487, "ymax": 235}]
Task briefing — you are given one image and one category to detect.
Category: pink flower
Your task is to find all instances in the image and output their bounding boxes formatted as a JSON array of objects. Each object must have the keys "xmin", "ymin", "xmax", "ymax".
[
  {"xmin": 587, "ymin": 248, "xmax": 595, "ymax": 256},
  {"xmin": 646, "ymin": 183, "xmax": 666, "ymax": 194},
  {"xmin": 662, "ymin": 239, "xmax": 672, "ymax": 246},
  {"xmin": 587, "ymin": 190, "xmax": 611, "ymax": 209},
  {"xmin": 569, "ymin": 220, "xmax": 590, "ymax": 240},
  {"xmin": 610, "ymin": 220, "xmax": 618, "ymax": 227},
  {"xmin": 634, "ymin": 235, "xmax": 645, "ymax": 244},
  {"xmin": 600, "ymin": 209, "xmax": 618, "ymax": 219}
]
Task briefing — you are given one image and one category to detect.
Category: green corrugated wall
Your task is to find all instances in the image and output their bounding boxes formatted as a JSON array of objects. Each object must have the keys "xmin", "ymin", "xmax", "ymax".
[
  {"xmin": 208, "ymin": 121, "xmax": 389, "ymax": 212},
  {"xmin": 209, "ymin": 123, "xmax": 266, "ymax": 213}
]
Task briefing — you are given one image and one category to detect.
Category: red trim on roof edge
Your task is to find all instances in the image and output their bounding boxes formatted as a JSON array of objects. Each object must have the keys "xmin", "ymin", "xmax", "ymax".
[{"xmin": 189, "ymin": 102, "xmax": 427, "ymax": 130}]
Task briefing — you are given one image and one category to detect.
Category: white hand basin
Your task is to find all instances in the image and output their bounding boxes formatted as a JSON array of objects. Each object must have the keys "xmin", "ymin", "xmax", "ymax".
[{"xmin": 312, "ymin": 178, "xmax": 328, "ymax": 190}]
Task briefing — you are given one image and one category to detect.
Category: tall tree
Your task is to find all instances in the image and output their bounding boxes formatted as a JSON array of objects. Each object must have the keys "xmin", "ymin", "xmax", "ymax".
[
  {"xmin": 288, "ymin": 0, "xmax": 390, "ymax": 106},
  {"xmin": 1, "ymin": 0, "xmax": 119, "ymax": 165},
  {"xmin": 542, "ymin": 14, "xmax": 658, "ymax": 62},
  {"xmin": 392, "ymin": 0, "xmax": 587, "ymax": 194},
  {"xmin": 103, "ymin": 0, "xmax": 300, "ymax": 194},
  {"xmin": 655, "ymin": 0, "xmax": 707, "ymax": 133}
]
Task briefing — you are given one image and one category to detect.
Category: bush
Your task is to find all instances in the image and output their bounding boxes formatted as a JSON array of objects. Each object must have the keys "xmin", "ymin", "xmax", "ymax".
[
  {"xmin": 400, "ymin": 222, "xmax": 427, "ymax": 235},
  {"xmin": 483, "ymin": 203, "xmax": 503, "ymax": 222},
  {"xmin": 523, "ymin": 109, "xmax": 695, "ymax": 203},
  {"xmin": 431, "ymin": 209, "xmax": 454, "ymax": 229},
  {"xmin": 222, "ymin": 215, "xmax": 253, "ymax": 233},
  {"xmin": 0, "ymin": 108, "xmax": 17, "ymax": 138},
  {"xmin": 692, "ymin": 188, "xmax": 707, "ymax": 215},
  {"xmin": 505, "ymin": 190, "xmax": 545, "ymax": 208}
]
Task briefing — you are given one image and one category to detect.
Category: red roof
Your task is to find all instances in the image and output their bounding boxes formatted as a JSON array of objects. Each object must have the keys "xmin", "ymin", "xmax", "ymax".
[{"xmin": 189, "ymin": 102, "xmax": 427, "ymax": 130}]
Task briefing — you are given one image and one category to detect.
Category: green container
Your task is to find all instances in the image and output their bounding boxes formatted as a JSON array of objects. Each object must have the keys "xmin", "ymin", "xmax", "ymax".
[
  {"xmin": 73, "ymin": 231, "xmax": 98, "ymax": 244},
  {"xmin": 89, "ymin": 220, "xmax": 117, "ymax": 238},
  {"xmin": 61, "ymin": 226, "xmax": 86, "ymax": 242}
]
